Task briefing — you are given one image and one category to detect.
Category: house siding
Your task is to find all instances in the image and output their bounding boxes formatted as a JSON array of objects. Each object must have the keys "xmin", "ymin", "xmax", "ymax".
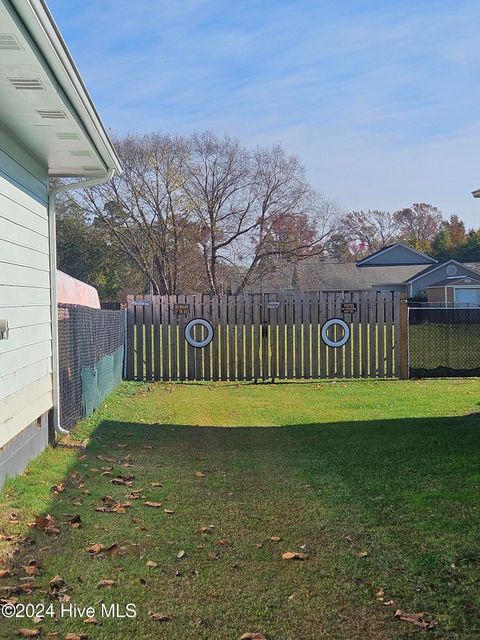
[
  {"xmin": 359, "ymin": 244, "xmax": 436, "ymax": 266},
  {"xmin": 410, "ymin": 264, "xmax": 479, "ymax": 296},
  {"xmin": 0, "ymin": 129, "xmax": 52, "ymax": 461}
]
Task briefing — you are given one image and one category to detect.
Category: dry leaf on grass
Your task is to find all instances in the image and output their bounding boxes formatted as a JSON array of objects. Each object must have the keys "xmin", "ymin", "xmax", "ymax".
[
  {"xmin": 357, "ymin": 551, "xmax": 369, "ymax": 558},
  {"xmin": 65, "ymin": 634, "xmax": 88, "ymax": 640},
  {"xmin": 97, "ymin": 579, "xmax": 115, "ymax": 589},
  {"xmin": 146, "ymin": 561, "xmax": 158, "ymax": 568},
  {"xmin": 240, "ymin": 633, "xmax": 268, "ymax": 640},
  {"xmin": 177, "ymin": 550, "xmax": 185, "ymax": 559},
  {"xmin": 22, "ymin": 563, "xmax": 40, "ymax": 577},
  {"xmin": 67, "ymin": 515, "xmax": 82, "ymax": 529},
  {"xmin": 282, "ymin": 551, "xmax": 307, "ymax": 560},
  {"xmin": 17, "ymin": 630, "xmax": 40, "ymax": 638},
  {"xmin": 151, "ymin": 482, "xmax": 163, "ymax": 487},
  {"xmin": 0, "ymin": 569, "xmax": 12, "ymax": 578},
  {"xmin": 144, "ymin": 502, "xmax": 162, "ymax": 508},
  {"xmin": 86, "ymin": 543, "xmax": 104, "ymax": 555},
  {"xmin": 51, "ymin": 482, "xmax": 65, "ymax": 494},
  {"xmin": 394, "ymin": 609, "xmax": 436, "ymax": 630},
  {"xmin": 268, "ymin": 536, "xmax": 282, "ymax": 543},
  {"xmin": 163, "ymin": 509, "xmax": 175, "ymax": 515},
  {"xmin": 149, "ymin": 612, "xmax": 170, "ymax": 622},
  {"xmin": 198, "ymin": 526, "xmax": 215, "ymax": 534},
  {"xmin": 194, "ymin": 471, "xmax": 206, "ymax": 478},
  {"xmin": 116, "ymin": 444, "xmax": 128, "ymax": 448},
  {"xmin": 46, "ymin": 634, "xmax": 60, "ymax": 639},
  {"xmin": 84, "ymin": 617, "xmax": 100, "ymax": 625}
]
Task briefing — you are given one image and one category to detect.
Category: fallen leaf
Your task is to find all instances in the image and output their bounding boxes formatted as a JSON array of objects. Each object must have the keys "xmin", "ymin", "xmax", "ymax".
[
  {"xmin": 383, "ymin": 600, "xmax": 394, "ymax": 606},
  {"xmin": 65, "ymin": 634, "xmax": 88, "ymax": 640},
  {"xmin": 30, "ymin": 514, "xmax": 56, "ymax": 531},
  {"xmin": 394, "ymin": 610, "xmax": 436, "ymax": 629},
  {"xmin": 282, "ymin": 551, "xmax": 307, "ymax": 560},
  {"xmin": 51, "ymin": 482, "xmax": 65, "ymax": 494},
  {"xmin": 22, "ymin": 564, "xmax": 40, "ymax": 576},
  {"xmin": 67, "ymin": 515, "xmax": 82, "ymax": 529},
  {"xmin": 0, "ymin": 569, "xmax": 12, "ymax": 578},
  {"xmin": 177, "ymin": 550, "xmax": 185, "ymax": 559},
  {"xmin": 47, "ymin": 634, "xmax": 60, "ymax": 639},
  {"xmin": 240, "ymin": 633, "xmax": 267, "ymax": 640},
  {"xmin": 216, "ymin": 539, "xmax": 229, "ymax": 546},
  {"xmin": 116, "ymin": 444, "xmax": 128, "ymax": 448},
  {"xmin": 194, "ymin": 471, "xmax": 206, "ymax": 477},
  {"xmin": 18, "ymin": 630, "xmax": 40, "ymax": 638},
  {"xmin": 357, "ymin": 551, "xmax": 369, "ymax": 558},
  {"xmin": 268, "ymin": 536, "xmax": 282, "ymax": 543},
  {"xmin": 146, "ymin": 561, "xmax": 158, "ymax": 568},
  {"xmin": 149, "ymin": 612, "xmax": 170, "ymax": 622},
  {"xmin": 97, "ymin": 579, "xmax": 116, "ymax": 589},
  {"xmin": 84, "ymin": 617, "xmax": 100, "ymax": 625},
  {"xmin": 144, "ymin": 502, "xmax": 162, "ymax": 508},
  {"xmin": 86, "ymin": 543, "xmax": 104, "ymax": 555},
  {"xmin": 151, "ymin": 482, "xmax": 163, "ymax": 488},
  {"xmin": 198, "ymin": 526, "xmax": 215, "ymax": 534},
  {"xmin": 97, "ymin": 455, "xmax": 117, "ymax": 463},
  {"xmin": 163, "ymin": 509, "xmax": 175, "ymax": 515}
]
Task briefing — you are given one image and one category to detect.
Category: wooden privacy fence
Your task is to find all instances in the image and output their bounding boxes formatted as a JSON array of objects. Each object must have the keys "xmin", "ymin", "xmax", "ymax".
[{"xmin": 126, "ymin": 291, "xmax": 407, "ymax": 382}]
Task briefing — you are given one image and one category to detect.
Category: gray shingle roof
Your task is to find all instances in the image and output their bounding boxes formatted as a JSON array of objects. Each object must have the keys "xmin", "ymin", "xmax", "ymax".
[{"xmin": 232, "ymin": 260, "xmax": 426, "ymax": 293}]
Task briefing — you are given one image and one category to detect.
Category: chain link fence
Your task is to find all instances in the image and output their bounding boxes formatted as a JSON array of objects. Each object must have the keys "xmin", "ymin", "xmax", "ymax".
[
  {"xmin": 58, "ymin": 304, "xmax": 125, "ymax": 429},
  {"xmin": 409, "ymin": 307, "xmax": 480, "ymax": 377}
]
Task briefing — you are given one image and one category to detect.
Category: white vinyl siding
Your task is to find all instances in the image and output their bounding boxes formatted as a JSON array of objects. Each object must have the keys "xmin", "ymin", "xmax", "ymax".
[{"xmin": 0, "ymin": 130, "xmax": 52, "ymax": 448}]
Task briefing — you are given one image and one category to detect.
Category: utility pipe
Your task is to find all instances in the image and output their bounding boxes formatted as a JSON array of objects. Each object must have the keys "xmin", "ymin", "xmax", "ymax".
[{"xmin": 48, "ymin": 169, "xmax": 115, "ymax": 436}]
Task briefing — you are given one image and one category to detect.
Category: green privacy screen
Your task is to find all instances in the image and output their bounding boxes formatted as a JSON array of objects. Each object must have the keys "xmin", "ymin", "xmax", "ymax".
[
  {"xmin": 58, "ymin": 304, "xmax": 125, "ymax": 429},
  {"xmin": 409, "ymin": 307, "xmax": 480, "ymax": 377}
]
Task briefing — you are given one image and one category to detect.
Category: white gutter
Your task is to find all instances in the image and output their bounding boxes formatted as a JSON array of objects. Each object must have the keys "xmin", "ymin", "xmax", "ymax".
[{"xmin": 49, "ymin": 169, "xmax": 115, "ymax": 436}]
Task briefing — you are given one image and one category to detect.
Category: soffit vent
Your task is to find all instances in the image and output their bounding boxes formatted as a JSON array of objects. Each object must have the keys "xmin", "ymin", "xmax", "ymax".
[
  {"xmin": 9, "ymin": 77, "xmax": 45, "ymax": 90},
  {"xmin": 56, "ymin": 132, "xmax": 80, "ymax": 140},
  {"xmin": 0, "ymin": 34, "xmax": 22, "ymax": 50},
  {"xmin": 70, "ymin": 150, "xmax": 92, "ymax": 157},
  {"xmin": 36, "ymin": 109, "xmax": 68, "ymax": 120}
]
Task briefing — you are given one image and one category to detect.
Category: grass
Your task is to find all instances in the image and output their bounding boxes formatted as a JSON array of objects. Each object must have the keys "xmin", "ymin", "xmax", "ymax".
[{"xmin": 1, "ymin": 379, "xmax": 480, "ymax": 639}]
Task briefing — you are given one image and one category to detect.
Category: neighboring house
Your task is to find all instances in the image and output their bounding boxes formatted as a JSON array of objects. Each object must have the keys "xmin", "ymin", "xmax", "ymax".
[
  {"xmin": 0, "ymin": 0, "xmax": 121, "ymax": 485},
  {"xmin": 232, "ymin": 242, "xmax": 480, "ymax": 303},
  {"xmin": 426, "ymin": 275, "xmax": 480, "ymax": 306}
]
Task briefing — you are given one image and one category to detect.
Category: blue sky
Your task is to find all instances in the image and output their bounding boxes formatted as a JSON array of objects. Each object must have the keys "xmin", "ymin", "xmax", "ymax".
[{"xmin": 49, "ymin": 0, "xmax": 480, "ymax": 226}]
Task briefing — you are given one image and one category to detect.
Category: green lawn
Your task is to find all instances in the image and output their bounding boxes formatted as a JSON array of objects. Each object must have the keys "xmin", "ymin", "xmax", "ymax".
[{"xmin": 1, "ymin": 379, "xmax": 480, "ymax": 639}]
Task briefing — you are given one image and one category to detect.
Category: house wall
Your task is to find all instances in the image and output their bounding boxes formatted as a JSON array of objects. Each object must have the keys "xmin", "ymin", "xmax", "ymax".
[
  {"xmin": 410, "ymin": 264, "xmax": 476, "ymax": 296},
  {"xmin": 426, "ymin": 287, "xmax": 445, "ymax": 303},
  {"xmin": 0, "ymin": 128, "xmax": 52, "ymax": 479}
]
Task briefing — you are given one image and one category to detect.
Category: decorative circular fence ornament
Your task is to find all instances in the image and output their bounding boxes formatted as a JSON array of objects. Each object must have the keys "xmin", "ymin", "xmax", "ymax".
[
  {"xmin": 321, "ymin": 318, "xmax": 350, "ymax": 348},
  {"xmin": 184, "ymin": 318, "xmax": 214, "ymax": 348}
]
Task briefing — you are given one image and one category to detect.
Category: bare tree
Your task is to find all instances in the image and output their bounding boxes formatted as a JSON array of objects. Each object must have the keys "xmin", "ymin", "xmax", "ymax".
[
  {"xmin": 235, "ymin": 145, "xmax": 339, "ymax": 291},
  {"xmin": 79, "ymin": 133, "xmax": 203, "ymax": 295},
  {"xmin": 342, "ymin": 209, "xmax": 400, "ymax": 256},
  {"xmin": 180, "ymin": 131, "xmax": 257, "ymax": 294}
]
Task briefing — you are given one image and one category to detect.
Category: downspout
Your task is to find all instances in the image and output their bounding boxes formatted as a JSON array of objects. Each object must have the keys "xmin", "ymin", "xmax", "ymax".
[{"xmin": 48, "ymin": 169, "xmax": 115, "ymax": 436}]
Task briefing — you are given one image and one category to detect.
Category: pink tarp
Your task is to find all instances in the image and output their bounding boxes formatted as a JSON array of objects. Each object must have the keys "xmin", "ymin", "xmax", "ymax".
[{"xmin": 56, "ymin": 270, "xmax": 100, "ymax": 309}]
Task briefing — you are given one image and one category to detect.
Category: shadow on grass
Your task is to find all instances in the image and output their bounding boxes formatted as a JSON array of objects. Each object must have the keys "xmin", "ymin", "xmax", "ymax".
[{"xmin": 1, "ymin": 413, "xmax": 480, "ymax": 638}]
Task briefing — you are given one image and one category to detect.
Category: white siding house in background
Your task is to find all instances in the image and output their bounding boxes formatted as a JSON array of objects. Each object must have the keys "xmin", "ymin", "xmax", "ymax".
[{"xmin": 0, "ymin": 0, "xmax": 121, "ymax": 486}]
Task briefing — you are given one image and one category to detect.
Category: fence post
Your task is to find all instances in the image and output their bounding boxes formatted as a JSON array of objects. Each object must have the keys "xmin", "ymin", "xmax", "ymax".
[{"xmin": 399, "ymin": 294, "xmax": 409, "ymax": 379}]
